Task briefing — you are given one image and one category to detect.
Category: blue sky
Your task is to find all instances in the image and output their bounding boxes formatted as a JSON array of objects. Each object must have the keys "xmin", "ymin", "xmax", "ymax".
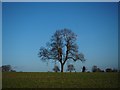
[{"xmin": 2, "ymin": 2, "xmax": 118, "ymax": 72}]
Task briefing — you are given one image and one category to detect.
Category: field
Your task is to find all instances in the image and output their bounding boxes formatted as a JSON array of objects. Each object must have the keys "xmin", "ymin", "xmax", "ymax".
[{"xmin": 2, "ymin": 72, "xmax": 119, "ymax": 88}]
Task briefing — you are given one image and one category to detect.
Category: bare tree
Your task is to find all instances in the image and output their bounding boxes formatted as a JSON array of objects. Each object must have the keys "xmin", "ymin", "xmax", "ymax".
[{"xmin": 38, "ymin": 28, "xmax": 85, "ymax": 72}]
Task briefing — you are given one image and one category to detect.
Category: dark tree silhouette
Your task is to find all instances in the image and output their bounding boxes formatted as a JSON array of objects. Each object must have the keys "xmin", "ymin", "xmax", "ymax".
[
  {"xmin": 67, "ymin": 64, "xmax": 75, "ymax": 72},
  {"xmin": 82, "ymin": 66, "xmax": 86, "ymax": 72},
  {"xmin": 38, "ymin": 28, "xmax": 85, "ymax": 72}
]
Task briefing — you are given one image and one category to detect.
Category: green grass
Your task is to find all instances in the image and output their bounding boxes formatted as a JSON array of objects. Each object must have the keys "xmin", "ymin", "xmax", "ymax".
[{"xmin": 2, "ymin": 72, "xmax": 119, "ymax": 88}]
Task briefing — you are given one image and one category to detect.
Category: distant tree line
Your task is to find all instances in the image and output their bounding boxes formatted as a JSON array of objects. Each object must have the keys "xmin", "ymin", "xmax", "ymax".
[
  {"xmin": 52, "ymin": 65, "xmax": 119, "ymax": 73},
  {"xmin": 92, "ymin": 65, "xmax": 119, "ymax": 72},
  {"xmin": 1, "ymin": 64, "xmax": 118, "ymax": 73},
  {"xmin": 1, "ymin": 65, "xmax": 16, "ymax": 72}
]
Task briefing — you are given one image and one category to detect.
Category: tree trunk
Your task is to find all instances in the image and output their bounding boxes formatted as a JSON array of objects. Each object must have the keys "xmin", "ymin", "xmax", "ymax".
[{"xmin": 61, "ymin": 64, "xmax": 64, "ymax": 72}]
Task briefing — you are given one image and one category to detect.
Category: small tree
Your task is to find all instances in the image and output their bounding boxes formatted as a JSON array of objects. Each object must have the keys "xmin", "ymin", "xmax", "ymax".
[
  {"xmin": 92, "ymin": 65, "xmax": 104, "ymax": 72},
  {"xmin": 53, "ymin": 65, "xmax": 60, "ymax": 72},
  {"xmin": 106, "ymin": 68, "xmax": 112, "ymax": 72},
  {"xmin": 38, "ymin": 28, "xmax": 85, "ymax": 72},
  {"xmin": 82, "ymin": 66, "xmax": 86, "ymax": 72},
  {"xmin": 92, "ymin": 65, "xmax": 98, "ymax": 72},
  {"xmin": 67, "ymin": 64, "xmax": 75, "ymax": 72},
  {"xmin": 11, "ymin": 70, "xmax": 16, "ymax": 72}
]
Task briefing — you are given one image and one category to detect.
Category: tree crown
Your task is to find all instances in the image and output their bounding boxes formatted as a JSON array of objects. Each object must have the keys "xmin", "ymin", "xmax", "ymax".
[{"xmin": 38, "ymin": 28, "xmax": 85, "ymax": 72}]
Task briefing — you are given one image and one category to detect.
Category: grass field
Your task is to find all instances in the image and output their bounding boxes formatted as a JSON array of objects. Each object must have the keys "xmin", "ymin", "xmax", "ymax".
[{"xmin": 2, "ymin": 72, "xmax": 119, "ymax": 88}]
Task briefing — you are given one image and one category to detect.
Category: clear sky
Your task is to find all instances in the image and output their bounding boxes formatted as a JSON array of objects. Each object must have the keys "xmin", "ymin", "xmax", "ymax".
[{"xmin": 2, "ymin": 2, "xmax": 118, "ymax": 72}]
